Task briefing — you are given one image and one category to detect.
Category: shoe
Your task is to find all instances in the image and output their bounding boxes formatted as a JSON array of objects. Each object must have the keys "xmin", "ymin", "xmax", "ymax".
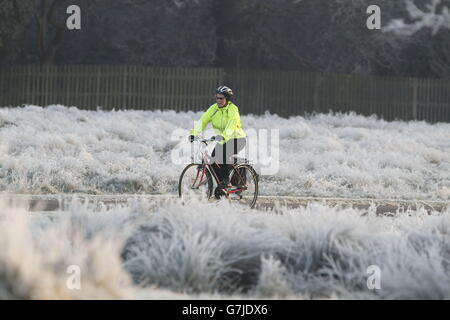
[
  {"xmin": 214, "ymin": 186, "xmax": 227, "ymax": 199},
  {"xmin": 219, "ymin": 178, "xmax": 231, "ymax": 188},
  {"xmin": 214, "ymin": 180, "xmax": 230, "ymax": 198}
]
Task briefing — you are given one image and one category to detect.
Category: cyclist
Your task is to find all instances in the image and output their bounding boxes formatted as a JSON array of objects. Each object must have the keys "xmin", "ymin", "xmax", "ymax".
[{"xmin": 189, "ymin": 86, "xmax": 247, "ymax": 194}]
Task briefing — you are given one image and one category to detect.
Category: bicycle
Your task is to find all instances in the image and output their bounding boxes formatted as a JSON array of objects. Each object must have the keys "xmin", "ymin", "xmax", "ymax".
[{"xmin": 178, "ymin": 136, "xmax": 259, "ymax": 208}]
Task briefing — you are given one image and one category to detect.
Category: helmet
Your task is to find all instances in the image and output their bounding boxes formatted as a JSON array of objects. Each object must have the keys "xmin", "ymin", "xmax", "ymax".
[{"xmin": 216, "ymin": 86, "xmax": 234, "ymax": 100}]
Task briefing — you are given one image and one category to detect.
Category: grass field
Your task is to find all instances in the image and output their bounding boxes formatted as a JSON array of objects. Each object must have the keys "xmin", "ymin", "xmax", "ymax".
[
  {"xmin": 1, "ymin": 197, "xmax": 450, "ymax": 299},
  {"xmin": 1, "ymin": 105, "xmax": 449, "ymax": 299},
  {"xmin": 0, "ymin": 105, "xmax": 448, "ymax": 200}
]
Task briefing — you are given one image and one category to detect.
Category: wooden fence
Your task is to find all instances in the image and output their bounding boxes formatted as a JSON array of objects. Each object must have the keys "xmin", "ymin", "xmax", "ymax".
[{"xmin": 1, "ymin": 65, "xmax": 449, "ymax": 122}]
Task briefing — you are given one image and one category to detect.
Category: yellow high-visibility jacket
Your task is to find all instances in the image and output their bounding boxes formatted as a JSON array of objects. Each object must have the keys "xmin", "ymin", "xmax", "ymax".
[{"xmin": 190, "ymin": 102, "xmax": 246, "ymax": 144}]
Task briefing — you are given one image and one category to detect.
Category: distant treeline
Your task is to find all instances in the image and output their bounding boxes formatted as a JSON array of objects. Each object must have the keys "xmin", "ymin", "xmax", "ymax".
[{"xmin": 1, "ymin": 0, "xmax": 449, "ymax": 79}]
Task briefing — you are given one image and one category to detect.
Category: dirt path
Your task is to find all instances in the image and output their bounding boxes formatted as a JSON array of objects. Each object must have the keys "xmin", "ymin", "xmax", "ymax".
[{"xmin": 1, "ymin": 194, "xmax": 448, "ymax": 215}]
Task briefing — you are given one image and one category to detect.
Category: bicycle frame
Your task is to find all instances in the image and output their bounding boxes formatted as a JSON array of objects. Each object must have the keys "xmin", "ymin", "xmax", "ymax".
[{"xmin": 191, "ymin": 138, "xmax": 248, "ymax": 195}]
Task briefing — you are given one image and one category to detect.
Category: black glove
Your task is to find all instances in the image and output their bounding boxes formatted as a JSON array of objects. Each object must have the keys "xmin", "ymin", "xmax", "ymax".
[{"xmin": 189, "ymin": 135, "xmax": 195, "ymax": 143}]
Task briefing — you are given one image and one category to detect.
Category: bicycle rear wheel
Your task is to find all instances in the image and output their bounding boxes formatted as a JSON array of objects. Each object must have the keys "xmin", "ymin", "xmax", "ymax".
[
  {"xmin": 178, "ymin": 164, "xmax": 213, "ymax": 200},
  {"xmin": 228, "ymin": 164, "xmax": 258, "ymax": 208}
]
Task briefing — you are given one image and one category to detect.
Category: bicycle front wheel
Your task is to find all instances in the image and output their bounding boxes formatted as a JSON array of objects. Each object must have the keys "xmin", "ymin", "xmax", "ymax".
[{"xmin": 178, "ymin": 164, "xmax": 213, "ymax": 200}]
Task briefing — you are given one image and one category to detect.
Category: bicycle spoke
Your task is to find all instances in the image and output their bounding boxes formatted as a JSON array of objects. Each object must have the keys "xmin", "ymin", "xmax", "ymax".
[
  {"xmin": 228, "ymin": 164, "xmax": 258, "ymax": 208},
  {"xmin": 179, "ymin": 151, "xmax": 258, "ymax": 208},
  {"xmin": 179, "ymin": 164, "xmax": 213, "ymax": 199}
]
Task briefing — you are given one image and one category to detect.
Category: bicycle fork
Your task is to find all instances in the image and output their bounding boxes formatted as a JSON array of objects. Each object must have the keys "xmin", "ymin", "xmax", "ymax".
[{"xmin": 191, "ymin": 166, "xmax": 207, "ymax": 189}]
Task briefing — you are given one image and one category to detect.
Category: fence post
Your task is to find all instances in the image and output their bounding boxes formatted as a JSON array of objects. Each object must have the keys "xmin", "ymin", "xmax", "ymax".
[
  {"xmin": 313, "ymin": 73, "xmax": 322, "ymax": 112},
  {"xmin": 412, "ymin": 78, "xmax": 418, "ymax": 120},
  {"xmin": 122, "ymin": 65, "xmax": 128, "ymax": 109}
]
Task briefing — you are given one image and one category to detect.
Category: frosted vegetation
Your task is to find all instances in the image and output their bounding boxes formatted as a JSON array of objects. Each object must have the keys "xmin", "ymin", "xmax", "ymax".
[
  {"xmin": 385, "ymin": 0, "xmax": 450, "ymax": 36},
  {"xmin": 1, "ymin": 197, "xmax": 450, "ymax": 299},
  {"xmin": 0, "ymin": 105, "xmax": 449, "ymax": 200}
]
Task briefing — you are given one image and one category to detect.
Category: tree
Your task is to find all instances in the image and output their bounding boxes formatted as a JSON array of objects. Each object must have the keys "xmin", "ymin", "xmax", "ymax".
[
  {"xmin": 52, "ymin": 0, "xmax": 217, "ymax": 66},
  {"xmin": 383, "ymin": 0, "xmax": 450, "ymax": 78},
  {"xmin": 34, "ymin": 0, "xmax": 67, "ymax": 64},
  {"xmin": 218, "ymin": 0, "xmax": 411, "ymax": 75},
  {"xmin": 0, "ymin": 0, "xmax": 32, "ymax": 62},
  {"xmin": 385, "ymin": 0, "xmax": 450, "ymax": 35},
  {"xmin": 2, "ymin": 0, "xmax": 448, "ymax": 78}
]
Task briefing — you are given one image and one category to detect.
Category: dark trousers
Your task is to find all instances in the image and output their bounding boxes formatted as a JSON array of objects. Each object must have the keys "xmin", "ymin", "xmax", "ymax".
[{"xmin": 211, "ymin": 138, "xmax": 246, "ymax": 184}]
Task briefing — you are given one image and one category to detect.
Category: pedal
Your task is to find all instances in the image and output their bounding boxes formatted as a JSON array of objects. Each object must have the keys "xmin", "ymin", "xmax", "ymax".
[
  {"xmin": 229, "ymin": 192, "xmax": 243, "ymax": 200},
  {"xmin": 214, "ymin": 186, "xmax": 228, "ymax": 199}
]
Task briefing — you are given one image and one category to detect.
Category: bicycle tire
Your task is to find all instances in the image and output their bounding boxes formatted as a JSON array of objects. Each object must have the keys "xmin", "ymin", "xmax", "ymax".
[
  {"xmin": 178, "ymin": 164, "xmax": 214, "ymax": 199},
  {"xmin": 229, "ymin": 164, "xmax": 259, "ymax": 208}
]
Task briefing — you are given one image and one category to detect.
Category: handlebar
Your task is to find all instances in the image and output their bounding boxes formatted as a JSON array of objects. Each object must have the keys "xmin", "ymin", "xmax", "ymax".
[{"xmin": 194, "ymin": 136, "xmax": 217, "ymax": 144}]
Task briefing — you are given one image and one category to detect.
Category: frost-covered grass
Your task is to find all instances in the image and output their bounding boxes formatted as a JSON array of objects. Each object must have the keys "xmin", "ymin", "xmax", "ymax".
[
  {"xmin": 1, "ymin": 197, "xmax": 450, "ymax": 299},
  {"xmin": 0, "ymin": 105, "xmax": 449, "ymax": 199}
]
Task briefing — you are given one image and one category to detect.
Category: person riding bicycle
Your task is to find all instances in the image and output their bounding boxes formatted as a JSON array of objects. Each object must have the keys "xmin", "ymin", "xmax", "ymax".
[{"xmin": 189, "ymin": 86, "xmax": 247, "ymax": 193}]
